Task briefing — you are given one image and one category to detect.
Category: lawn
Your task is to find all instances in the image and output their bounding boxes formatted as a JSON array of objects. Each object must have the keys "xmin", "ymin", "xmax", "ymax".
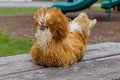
[
  {"xmin": 0, "ymin": 8, "xmax": 39, "ymax": 16},
  {"xmin": 0, "ymin": 8, "xmax": 38, "ymax": 57},
  {"xmin": 91, "ymin": 6, "xmax": 103, "ymax": 11},
  {"xmin": 0, "ymin": 30, "xmax": 34, "ymax": 57},
  {"xmin": 0, "ymin": 6, "xmax": 102, "ymax": 16}
]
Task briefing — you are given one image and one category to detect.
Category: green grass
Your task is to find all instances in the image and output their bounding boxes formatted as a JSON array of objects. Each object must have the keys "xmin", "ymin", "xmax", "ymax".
[
  {"xmin": 0, "ymin": 6, "xmax": 103, "ymax": 17},
  {"xmin": 91, "ymin": 6, "xmax": 103, "ymax": 11},
  {"xmin": 0, "ymin": 30, "xmax": 34, "ymax": 57},
  {"xmin": 0, "ymin": 8, "xmax": 39, "ymax": 16},
  {"xmin": 97, "ymin": 0, "xmax": 103, "ymax": 3}
]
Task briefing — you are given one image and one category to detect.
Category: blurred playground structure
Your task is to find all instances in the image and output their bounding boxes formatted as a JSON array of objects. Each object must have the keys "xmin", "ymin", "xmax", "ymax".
[
  {"xmin": 52, "ymin": 0, "xmax": 120, "ymax": 21},
  {"xmin": 52, "ymin": 0, "xmax": 120, "ymax": 12},
  {"xmin": 0, "ymin": 0, "xmax": 120, "ymax": 21}
]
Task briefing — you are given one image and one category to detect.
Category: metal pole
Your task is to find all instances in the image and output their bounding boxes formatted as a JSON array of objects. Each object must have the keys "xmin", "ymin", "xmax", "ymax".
[{"xmin": 107, "ymin": 0, "xmax": 112, "ymax": 21}]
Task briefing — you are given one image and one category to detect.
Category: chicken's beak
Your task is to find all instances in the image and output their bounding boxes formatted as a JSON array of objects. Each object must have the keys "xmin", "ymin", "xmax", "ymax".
[{"xmin": 40, "ymin": 22, "xmax": 45, "ymax": 30}]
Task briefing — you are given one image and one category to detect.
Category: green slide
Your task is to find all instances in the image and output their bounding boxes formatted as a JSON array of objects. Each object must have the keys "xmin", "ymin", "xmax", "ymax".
[
  {"xmin": 101, "ymin": 0, "xmax": 120, "ymax": 9},
  {"xmin": 51, "ymin": 0, "xmax": 97, "ymax": 13}
]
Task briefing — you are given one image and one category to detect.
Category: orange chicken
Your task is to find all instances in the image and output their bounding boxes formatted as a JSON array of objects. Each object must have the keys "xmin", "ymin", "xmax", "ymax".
[{"xmin": 30, "ymin": 7, "xmax": 97, "ymax": 68}]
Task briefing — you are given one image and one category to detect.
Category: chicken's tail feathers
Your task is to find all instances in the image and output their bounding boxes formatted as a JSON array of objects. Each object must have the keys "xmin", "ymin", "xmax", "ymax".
[
  {"xmin": 89, "ymin": 19, "xmax": 97, "ymax": 29},
  {"xmin": 78, "ymin": 12, "xmax": 97, "ymax": 29},
  {"xmin": 78, "ymin": 12, "xmax": 88, "ymax": 19}
]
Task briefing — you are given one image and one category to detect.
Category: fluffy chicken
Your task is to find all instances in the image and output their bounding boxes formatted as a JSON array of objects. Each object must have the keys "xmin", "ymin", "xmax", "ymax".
[{"xmin": 30, "ymin": 7, "xmax": 97, "ymax": 68}]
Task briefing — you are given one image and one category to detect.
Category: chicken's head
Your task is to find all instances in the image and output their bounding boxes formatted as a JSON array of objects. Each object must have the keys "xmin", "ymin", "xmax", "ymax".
[{"xmin": 33, "ymin": 7, "xmax": 69, "ymax": 42}]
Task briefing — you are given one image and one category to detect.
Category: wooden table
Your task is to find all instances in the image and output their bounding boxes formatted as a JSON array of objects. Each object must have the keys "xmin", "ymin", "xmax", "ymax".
[{"xmin": 0, "ymin": 42, "xmax": 120, "ymax": 80}]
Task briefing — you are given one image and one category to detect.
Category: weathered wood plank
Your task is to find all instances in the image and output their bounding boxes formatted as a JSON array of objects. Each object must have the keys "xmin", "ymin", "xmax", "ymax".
[
  {"xmin": 0, "ymin": 54, "xmax": 43, "ymax": 76},
  {"xmin": 1, "ymin": 54, "xmax": 120, "ymax": 80},
  {"xmin": 84, "ymin": 42, "xmax": 120, "ymax": 61},
  {"xmin": 0, "ymin": 42, "xmax": 120, "ymax": 80}
]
